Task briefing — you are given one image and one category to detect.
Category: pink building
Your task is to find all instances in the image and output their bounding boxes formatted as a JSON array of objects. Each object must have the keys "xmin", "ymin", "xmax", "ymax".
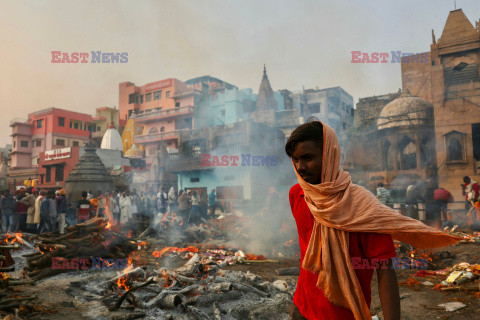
[
  {"xmin": 9, "ymin": 108, "xmax": 95, "ymax": 189},
  {"xmin": 119, "ymin": 78, "xmax": 200, "ymax": 164}
]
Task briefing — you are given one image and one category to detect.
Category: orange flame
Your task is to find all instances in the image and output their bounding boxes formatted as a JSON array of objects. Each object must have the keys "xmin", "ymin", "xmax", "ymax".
[
  {"xmin": 152, "ymin": 246, "xmax": 199, "ymax": 258},
  {"xmin": 117, "ymin": 277, "xmax": 129, "ymax": 291}
]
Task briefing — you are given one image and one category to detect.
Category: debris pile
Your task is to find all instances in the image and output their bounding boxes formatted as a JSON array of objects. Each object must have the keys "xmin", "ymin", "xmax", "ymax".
[
  {"xmin": 92, "ymin": 252, "xmax": 294, "ymax": 319},
  {"xmin": 24, "ymin": 218, "xmax": 137, "ymax": 282}
]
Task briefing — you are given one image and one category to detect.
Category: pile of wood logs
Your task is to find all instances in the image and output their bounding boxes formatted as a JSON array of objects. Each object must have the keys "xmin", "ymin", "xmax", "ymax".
[
  {"xmin": 23, "ymin": 218, "xmax": 138, "ymax": 282},
  {"xmin": 98, "ymin": 253, "xmax": 294, "ymax": 319}
]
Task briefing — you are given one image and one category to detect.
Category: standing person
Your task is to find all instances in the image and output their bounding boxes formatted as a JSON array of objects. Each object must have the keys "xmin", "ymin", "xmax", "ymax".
[
  {"xmin": 130, "ymin": 192, "xmax": 139, "ymax": 220},
  {"xmin": 189, "ymin": 190, "xmax": 200, "ymax": 225},
  {"xmin": 157, "ymin": 187, "xmax": 168, "ymax": 215},
  {"xmin": 21, "ymin": 187, "xmax": 36, "ymax": 233},
  {"xmin": 167, "ymin": 187, "xmax": 177, "ymax": 213},
  {"xmin": 177, "ymin": 190, "xmax": 189, "ymax": 225},
  {"xmin": 14, "ymin": 189, "xmax": 28, "ymax": 232},
  {"xmin": 433, "ymin": 187, "xmax": 454, "ymax": 225},
  {"xmin": 37, "ymin": 191, "xmax": 54, "ymax": 234},
  {"xmin": 56, "ymin": 189, "xmax": 67, "ymax": 235},
  {"xmin": 139, "ymin": 192, "xmax": 148, "ymax": 218},
  {"xmin": 110, "ymin": 192, "xmax": 121, "ymax": 224},
  {"xmin": 77, "ymin": 191, "xmax": 92, "ymax": 224},
  {"xmin": 33, "ymin": 191, "xmax": 46, "ymax": 233},
  {"xmin": 423, "ymin": 176, "xmax": 438, "ymax": 223},
  {"xmin": 405, "ymin": 181, "xmax": 420, "ymax": 219},
  {"xmin": 285, "ymin": 121, "xmax": 458, "ymax": 320},
  {"xmin": 119, "ymin": 192, "xmax": 132, "ymax": 225},
  {"xmin": 96, "ymin": 191, "xmax": 106, "ymax": 218},
  {"xmin": 48, "ymin": 190, "xmax": 58, "ymax": 232},
  {"xmin": 462, "ymin": 176, "xmax": 479, "ymax": 213},
  {"xmin": 209, "ymin": 188, "xmax": 220, "ymax": 217},
  {"xmin": 0, "ymin": 190, "xmax": 16, "ymax": 233},
  {"xmin": 376, "ymin": 183, "xmax": 390, "ymax": 206},
  {"xmin": 199, "ymin": 191, "xmax": 208, "ymax": 220}
]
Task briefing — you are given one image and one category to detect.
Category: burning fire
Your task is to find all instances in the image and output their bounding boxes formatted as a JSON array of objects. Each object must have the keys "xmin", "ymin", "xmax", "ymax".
[
  {"xmin": 2, "ymin": 232, "xmax": 23, "ymax": 245},
  {"xmin": 245, "ymin": 253, "xmax": 266, "ymax": 261},
  {"xmin": 152, "ymin": 246, "xmax": 199, "ymax": 258},
  {"xmin": 117, "ymin": 276, "xmax": 130, "ymax": 291}
]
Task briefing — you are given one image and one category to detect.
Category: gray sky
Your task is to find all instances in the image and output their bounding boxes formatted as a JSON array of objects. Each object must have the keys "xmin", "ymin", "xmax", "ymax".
[{"xmin": 1, "ymin": 0, "xmax": 479, "ymax": 146}]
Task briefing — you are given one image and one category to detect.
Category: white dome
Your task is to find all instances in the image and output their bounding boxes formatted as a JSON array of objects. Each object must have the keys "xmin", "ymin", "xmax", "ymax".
[{"xmin": 101, "ymin": 126, "xmax": 124, "ymax": 151}]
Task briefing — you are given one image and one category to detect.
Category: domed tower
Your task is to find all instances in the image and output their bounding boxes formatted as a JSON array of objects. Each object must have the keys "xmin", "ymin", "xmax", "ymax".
[
  {"xmin": 373, "ymin": 90, "xmax": 436, "ymax": 186},
  {"xmin": 101, "ymin": 123, "xmax": 123, "ymax": 152}
]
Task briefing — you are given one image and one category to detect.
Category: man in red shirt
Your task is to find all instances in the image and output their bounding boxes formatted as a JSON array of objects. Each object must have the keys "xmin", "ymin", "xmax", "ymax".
[
  {"xmin": 286, "ymin": 122, "xmax": 458, "ymax": 320},
  {"xmin": 286, "ymin": 122, "xmax": 400, "ymax": 320}
]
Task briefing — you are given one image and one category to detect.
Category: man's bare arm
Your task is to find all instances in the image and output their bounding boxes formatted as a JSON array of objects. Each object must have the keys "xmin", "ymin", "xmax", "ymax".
[{"xmin": 377, "ymin": 261, "xmax": 400, "ymax": 320}]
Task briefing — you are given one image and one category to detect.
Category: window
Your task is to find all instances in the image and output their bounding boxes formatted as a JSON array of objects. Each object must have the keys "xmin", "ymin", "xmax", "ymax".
[
  {"xmin": 148, "ymin": 148, "xmax": 156, "ymax": 156},
  {"xmin": 72, "ymin": 141, "xmax": 79, "ymax": 147},
  {"xmin": 154, "ymin": 91, "xmax": 161, "ymax": 100},
  {"xmin": 74, "ymin": 122, "xmax": 79, "ymax": 129},
  {"xmin": 37, "ymin": 119, "xmax": 43, "ymax": 128},
  {"xmin": 166, "ymin": 91, "xmax": 171, "ymax": 98},
  {"xmin": 97, "ymin": 126, "xmax": 101, "ymax": 131},
  {"xmin": 20, "ymin": 140, "xmax": 28, "ymax": 148},
  {"xmin": 445, "ymin": 130, "xmax": 466, "ymax": 163},
  {"xmin": 55, "ymin": 165, "xmax": 64, "ymax": 182},
  {"xmin": 35, "ymin": 139, "xmax": 42, "ymax": 147},
  {"xmin": 160, "ymin": 127, "xmax": 165, "ymax": 132},
  {"xmin": 146, "ymin": 93, "xmax": 152, "ymax": 102},
  {"xmin": 139, "ymin": 95, "xmax": 144, "ymax": 104},
  {"xmin": 128, "ymin": 93, "xmax": 137, "ymax": 104},
  {"xmin": 190, "ymin": 177, "xmax": 200, "ymax": 183},
  {"xmin": 175, "ymin": 102, "xmax": 180, "ymax": 108},
  {"xmin": 46, "ymin": 166, "xmax": 51, "ymax": 183},
  {"xmin": 56, "ymin": 139, "xmax": 65, "ymax": 147},
  {"xmin": 58, "ymin": 117, "xmax": 65, "ymax": 127},
  {"xmin": 13, "ymin": 141, "xmax": 16, "ymax": 148},
  {"xmin": 148, "ymin": 127, "xmax": 158, "ymax": 134}
]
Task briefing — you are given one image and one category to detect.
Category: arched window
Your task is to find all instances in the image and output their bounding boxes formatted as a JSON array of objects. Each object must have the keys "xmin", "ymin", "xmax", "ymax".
[
  {"xmin": 398, "ymin": 135, "xmax": 416, "ymax": 170},
  {"xmin": 149, "ymin": 127, "xmax": 158, "ymax": 134}
]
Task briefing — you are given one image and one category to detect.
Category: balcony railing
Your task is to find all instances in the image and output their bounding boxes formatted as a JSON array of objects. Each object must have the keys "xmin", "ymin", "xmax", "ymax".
[
  {"xmin": 134, "ymin": 106, "xmax": 194, "ymax": 123},
  {"xmin": 134, "ymin": 130, "xmax": 183, "ymax": 143}
]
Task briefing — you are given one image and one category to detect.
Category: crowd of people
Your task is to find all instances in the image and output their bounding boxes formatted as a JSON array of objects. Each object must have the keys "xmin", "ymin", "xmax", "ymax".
[
  {"xmin": 0, "ymin": 186, "xmax": 225, "ymax": 235},
  {"xmin": 365, "ymin": 175, "xmax": 480, "ymax": 228}
]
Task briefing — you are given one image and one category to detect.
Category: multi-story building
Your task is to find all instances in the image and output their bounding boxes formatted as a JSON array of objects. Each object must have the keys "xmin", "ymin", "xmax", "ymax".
[
  {"xmin": 8, "ymin": 108, "xmax": 96, "ymax": 189},
  {"xmin": 400, "ymin": 8, "xmax": 480, "ymax": 201},
  {"xmin": 290, "ymin": 86, "xmax": 354, "ymax": 142},
  {"xmin": 119, "ymin": 78, "xmax": 197, "ymax": 164}
]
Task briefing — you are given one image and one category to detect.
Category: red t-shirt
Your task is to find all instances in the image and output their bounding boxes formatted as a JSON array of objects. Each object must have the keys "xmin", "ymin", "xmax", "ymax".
[{"xmin": 289, "ymin": 184, "xmax": 396, "ymax": 320}]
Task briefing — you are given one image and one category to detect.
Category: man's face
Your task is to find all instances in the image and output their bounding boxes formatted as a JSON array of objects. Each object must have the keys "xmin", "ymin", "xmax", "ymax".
[{"xmin": 291, "ymin": 140, "xmax": 323, "ymax": 184}]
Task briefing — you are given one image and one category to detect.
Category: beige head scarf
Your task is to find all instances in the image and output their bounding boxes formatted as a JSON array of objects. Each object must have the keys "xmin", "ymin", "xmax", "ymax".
[{"xmin": 293, "ymin": 122, "xmax": 459, "ymax": 319}]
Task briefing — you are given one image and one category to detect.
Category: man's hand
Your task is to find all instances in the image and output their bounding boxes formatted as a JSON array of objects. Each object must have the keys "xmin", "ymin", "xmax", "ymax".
[{"xmin": 377, "ymin": 260, "xmax": 400, "ymax": 320}]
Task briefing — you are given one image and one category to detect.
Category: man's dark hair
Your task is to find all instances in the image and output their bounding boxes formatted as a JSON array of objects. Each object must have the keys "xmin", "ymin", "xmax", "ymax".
[
  {"xmin": 377, "ymin": 183, "xmax": 384, "ymax": 187},
  {"xmin": 285, "ymin": 121, "xmax": 324, "ymax": 157},
  {"xmin": 81, "ymin": 191, "xmax": 88, "ymax": 199},
  {"xmin": 463, "ymin": 176, "xmax": 471, "ymax": 184}
]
